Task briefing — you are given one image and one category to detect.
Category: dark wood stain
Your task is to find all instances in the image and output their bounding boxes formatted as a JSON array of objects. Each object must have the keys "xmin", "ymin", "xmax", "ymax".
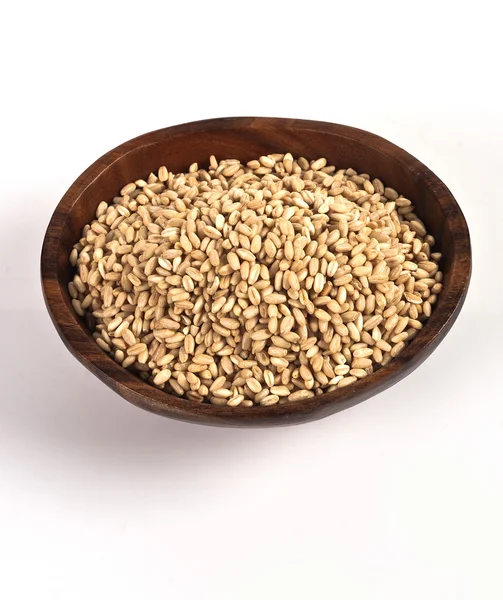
[{"xmin": 41, "ymin": 117, "xmax": 472, "ymax": 427}]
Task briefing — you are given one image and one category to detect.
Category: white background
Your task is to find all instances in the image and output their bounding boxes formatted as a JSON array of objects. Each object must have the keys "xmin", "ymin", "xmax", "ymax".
[{"xmin": 1, "ymin": 1, "xmax": 502, "ymax": 599}]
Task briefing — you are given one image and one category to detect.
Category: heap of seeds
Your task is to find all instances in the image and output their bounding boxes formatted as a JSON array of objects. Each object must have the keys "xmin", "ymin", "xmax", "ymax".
[{"xmin": 68, "ymin": 154, "xmax": 443, "ymax": 406}]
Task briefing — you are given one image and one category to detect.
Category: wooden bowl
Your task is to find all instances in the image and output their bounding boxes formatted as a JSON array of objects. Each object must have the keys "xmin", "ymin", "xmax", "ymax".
[{"xmin": 41, "ymin": 117, "xmax": 471, "ymax": 426}]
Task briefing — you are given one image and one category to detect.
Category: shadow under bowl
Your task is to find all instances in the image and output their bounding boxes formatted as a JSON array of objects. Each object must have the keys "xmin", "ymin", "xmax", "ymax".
[{"xmin": 41, "ymin": 117, "xmax": 471, "ymax": 427}]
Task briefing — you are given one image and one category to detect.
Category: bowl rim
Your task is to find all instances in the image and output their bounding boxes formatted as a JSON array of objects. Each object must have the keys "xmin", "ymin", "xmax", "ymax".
[{"xmin": 41, "ymin": 117, "xmax": 471, "ymax": 426}]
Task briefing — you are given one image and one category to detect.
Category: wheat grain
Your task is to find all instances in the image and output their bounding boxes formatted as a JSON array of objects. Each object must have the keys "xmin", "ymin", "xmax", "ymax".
[{"xmin": 69, "ymin": 154, "xmax": 442, "ymax": 405}]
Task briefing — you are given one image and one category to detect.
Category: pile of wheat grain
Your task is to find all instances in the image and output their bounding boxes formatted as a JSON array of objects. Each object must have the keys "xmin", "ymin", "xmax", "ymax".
[{"xmin": 68, "ymin": 154, "xmax": 442, "ymax": 406}]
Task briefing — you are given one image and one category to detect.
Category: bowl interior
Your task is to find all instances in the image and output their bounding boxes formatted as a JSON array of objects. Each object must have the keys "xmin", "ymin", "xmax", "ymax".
[{"xmin": 43, "ymin": 118, "xmax": 471, "ymax": 426}]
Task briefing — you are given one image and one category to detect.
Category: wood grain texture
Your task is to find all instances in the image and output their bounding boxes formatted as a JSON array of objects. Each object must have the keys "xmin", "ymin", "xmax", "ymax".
[{"xmin": 41, "ymin": 117, "xmax": 471, "ymax": 426}]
